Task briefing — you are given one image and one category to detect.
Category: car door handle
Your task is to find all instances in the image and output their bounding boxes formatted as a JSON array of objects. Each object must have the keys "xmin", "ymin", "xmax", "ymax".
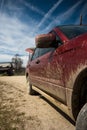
[{"xmin": 36, "ymin": 59, "xmax": 40, "ymax": 64}]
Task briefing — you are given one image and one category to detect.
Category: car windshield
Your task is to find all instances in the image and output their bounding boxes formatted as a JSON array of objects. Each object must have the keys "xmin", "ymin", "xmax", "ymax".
[{"xmin": 59, "ymin": 26, "xmax": 87, "ymax": 39}]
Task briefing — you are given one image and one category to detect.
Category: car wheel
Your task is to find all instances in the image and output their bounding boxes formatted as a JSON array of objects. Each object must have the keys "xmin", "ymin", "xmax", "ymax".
[
  {"xmin": 26, "ymin": 77, "xmax": 37, "ymax": 95},
  {"xmin": 76, "ymin": 103, "xmax": 87, "ymax": 130},
  {"xmin": 29, "ymin": 83, "xmax": 35, "ymax": 95},
  {"xmin": 7, "ymin": 69, "xmax": 14, "ymax": 76},
  {"xmin": 72, "ymin": 74, "xmax": 87, "ymax": 120}
]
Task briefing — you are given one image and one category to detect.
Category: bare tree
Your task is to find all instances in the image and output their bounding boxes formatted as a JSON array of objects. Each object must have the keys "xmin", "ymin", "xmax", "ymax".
[{"xmin": 12, "ymin": 54, "xmax": 23, "ymax": 72}]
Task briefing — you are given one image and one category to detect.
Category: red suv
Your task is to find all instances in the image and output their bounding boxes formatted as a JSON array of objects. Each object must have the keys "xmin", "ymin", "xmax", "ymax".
[{"xmin": 26, "ymin": 25, "xmax": 87, "ymax": 125}]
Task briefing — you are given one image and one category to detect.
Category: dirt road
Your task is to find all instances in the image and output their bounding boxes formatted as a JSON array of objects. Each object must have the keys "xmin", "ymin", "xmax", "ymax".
[{"xmin": 0, "ymin": 76, "xmax": 75, "ymax": 130}]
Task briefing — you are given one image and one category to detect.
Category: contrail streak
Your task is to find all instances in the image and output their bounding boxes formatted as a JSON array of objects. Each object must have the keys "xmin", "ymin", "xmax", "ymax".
[
  {"xmin": 44, "ymin": 0, "xmax": 82, "ymax": 32},
  {"xmin": 0, "ymin": 0, "xmax": 4, "ymax": 16},
  {"xmin": 35, "ymin": 0, "xmax": 63, "ymax": 30}
]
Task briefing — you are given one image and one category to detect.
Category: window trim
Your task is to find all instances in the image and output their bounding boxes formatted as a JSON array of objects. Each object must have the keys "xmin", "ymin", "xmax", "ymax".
[
  {"xmin": 31, "ymin": 48, "xmax": 39, "ymax": 61},
  {"xmin": 51, "ymin": 30, "xmax": 63, "ymax": 46}
]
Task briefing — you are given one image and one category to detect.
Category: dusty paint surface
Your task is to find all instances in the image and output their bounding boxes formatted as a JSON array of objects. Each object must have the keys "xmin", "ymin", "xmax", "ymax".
[{"xmin": 26, "ymin": 25, "xmax": 87, "ymax": 119}]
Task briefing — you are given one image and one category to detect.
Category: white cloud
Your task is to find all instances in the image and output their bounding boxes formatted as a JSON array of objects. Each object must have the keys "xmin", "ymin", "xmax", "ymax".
[
  {"xmin": 0, "ymin": 0, "xmax": 4, "ymax": 15},
  {"xmin": 0, "ymin": 54, "xmax": 13, "ymax": 62},
  {"xmin": 0, "ymin": 13, "xmax": 35, "ymax": 64},
  {"xmin": 57, "ymin": 0, "xmax": 82, "ymax": 21},
  {"xmin": 44, "ymin": 0, "xmax": 82, "ymax": 32},
  {"xmin": 34, "ymin": 0, "xmax": 63, "ymax": 32},
  {"xmin": 21, "ymin": 55, "xmax": 28, "ymax": 67},
  {"xmin": 21, "ymin": 0, "xmax": 45, "ymax": 16}
]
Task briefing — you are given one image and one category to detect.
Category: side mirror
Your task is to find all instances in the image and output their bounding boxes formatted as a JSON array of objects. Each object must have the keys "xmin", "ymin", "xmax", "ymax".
[
  {"xmin": 35, "ymin": 33, "xmax": 56, "ymax": 48},
  {"xmin": 25, "ymin": 48, "xmax": 34, "ymax": 53},
  {"xmin": 25, "ymin": 48, "xmax": 35, "ymax": 62}
]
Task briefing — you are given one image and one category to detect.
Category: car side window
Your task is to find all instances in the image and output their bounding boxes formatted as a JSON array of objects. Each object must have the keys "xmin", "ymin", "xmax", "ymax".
[
  {"xmin": 31, "ymin": 48, "xmax": 39, "ymax": 60},
  {"xmin": 56, "ymin": 35, "xmax": 62, "ymax": 46},
  {"xmin": 39, "ymin": 48, "xmax": 55, "ymax": 57},
  {"xmin": 31, "ymin": 48, "xmax": 55, "ymax": 61},
  {"xmin": 52, "ymin": 31, "xmax": 63, "ymax": 47}
]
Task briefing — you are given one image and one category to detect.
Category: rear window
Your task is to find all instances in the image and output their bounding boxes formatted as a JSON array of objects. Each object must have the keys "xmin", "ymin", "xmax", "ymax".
[{"xmin": 59, "ymin": 26, "xmax": 87, "ymax": 39}]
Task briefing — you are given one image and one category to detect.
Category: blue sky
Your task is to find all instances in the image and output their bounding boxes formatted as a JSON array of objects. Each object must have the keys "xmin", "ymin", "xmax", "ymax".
[{"xmin": 0, "ymin": 0, "xmax": 87, "ymax": 66}]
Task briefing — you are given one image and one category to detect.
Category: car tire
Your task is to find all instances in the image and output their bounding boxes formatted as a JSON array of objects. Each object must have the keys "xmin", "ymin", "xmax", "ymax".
[
  {"xmin": 76, "ymin": 103, "xmax": 87, "ymax": 130},
  {"xmin": 26, "ymin": 77, "xmax": 38, "ymax": 95},
  {"xmin": 29, "ymin": 83, "xmax": 35, "ymax": 95},
  {"xmin": 72, "ymin": 72, "xmax": 87, "ymax": 120},
  {"xmin": 7, "ymin": 69, "xmax": 14, "ymax": 76}
]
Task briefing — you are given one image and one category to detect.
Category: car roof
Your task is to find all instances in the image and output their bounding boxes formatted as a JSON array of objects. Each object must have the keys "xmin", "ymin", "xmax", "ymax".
[{"xmin": 56, "ymin": 25, "xmax": 87, "ymax": 28}]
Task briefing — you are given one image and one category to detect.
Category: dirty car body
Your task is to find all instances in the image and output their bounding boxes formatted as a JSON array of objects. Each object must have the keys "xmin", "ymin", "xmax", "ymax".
[{"xmin": 26, "ymin": 25, "xmax": 87, "ymax": 121}]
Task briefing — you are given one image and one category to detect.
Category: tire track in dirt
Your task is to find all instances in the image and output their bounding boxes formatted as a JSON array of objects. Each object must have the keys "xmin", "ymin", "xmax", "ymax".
[{"xmin": 0, "ymin": 76, "xmax": 75, "ymax": 130}]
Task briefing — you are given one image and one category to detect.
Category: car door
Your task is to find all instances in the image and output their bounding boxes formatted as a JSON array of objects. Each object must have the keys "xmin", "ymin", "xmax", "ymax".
[
  {"xmin": 45, "ymin": 34, "xmax": 66, "ymax": 104},
  {"xmin": 28, "ymin": 48, "xmax": 40, "ymax": 85},
  {"xmin": 28, "ymin": 48, "xmax": 55, "ymax": 91}
]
